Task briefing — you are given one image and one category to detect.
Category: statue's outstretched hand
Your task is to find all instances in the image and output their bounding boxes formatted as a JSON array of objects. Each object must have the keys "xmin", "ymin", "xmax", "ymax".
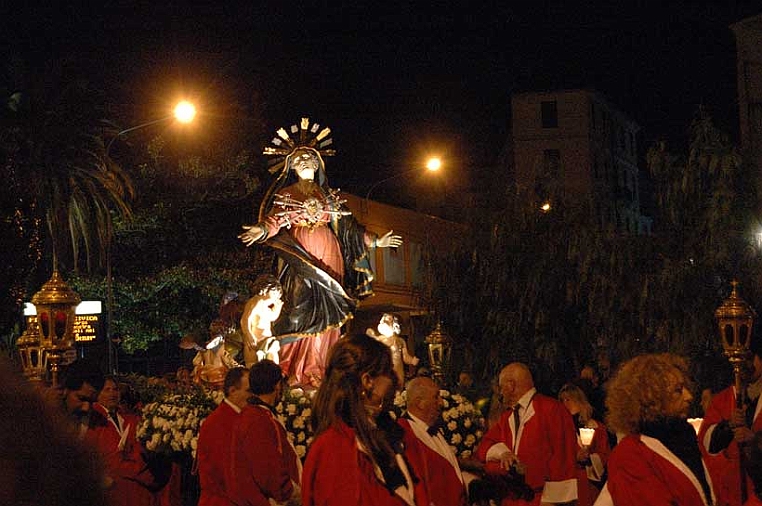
[
  {"xmin": 376, "ymin": 230, "xmax": 402, "ymax": 248},
  {"xmin": 239, "ymin": 225, "xmax": 266, "ymax": 246}
]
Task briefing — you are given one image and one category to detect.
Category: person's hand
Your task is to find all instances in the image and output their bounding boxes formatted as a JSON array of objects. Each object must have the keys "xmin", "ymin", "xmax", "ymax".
[
  {"xmin": 238, "ymin": 225, "xmax": 266, "ymax": 246},
  {"xmin": 734, "ymin": 425, "xmax": 754, "ymax": 444},
  {"xmin": 375, "ymin": 230, "xmax": 402, "ymax": 248},
  {"xmin": 576, "ymin": 446, "xmax": 590, "ymax": 462}
]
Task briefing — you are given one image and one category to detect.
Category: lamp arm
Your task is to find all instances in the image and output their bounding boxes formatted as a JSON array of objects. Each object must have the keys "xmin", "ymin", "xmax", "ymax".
[{"xmin": 105, "ymin": 116, "xmax": 172, "ymax": 155}]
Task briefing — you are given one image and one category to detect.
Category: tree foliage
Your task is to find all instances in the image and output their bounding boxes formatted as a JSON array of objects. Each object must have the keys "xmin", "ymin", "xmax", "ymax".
[{"xmin": 427, "ymin": 110, "xmax": 760, "ymax": 392}]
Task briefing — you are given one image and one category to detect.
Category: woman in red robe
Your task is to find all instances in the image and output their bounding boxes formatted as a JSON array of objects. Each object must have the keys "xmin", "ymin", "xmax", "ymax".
[
  {"xmin": 302, "ymin": 333, "xmax": 415, "ymax": 506},
  {"xmin": 558, "ymin": 382, "xmax": 610, "ymax": 506}
]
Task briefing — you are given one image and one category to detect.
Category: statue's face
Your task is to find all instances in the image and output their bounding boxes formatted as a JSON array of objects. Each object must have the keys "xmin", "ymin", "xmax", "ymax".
[{"xmin": 291, "ymin": 150, "xmax": 318, "ymax": 181}]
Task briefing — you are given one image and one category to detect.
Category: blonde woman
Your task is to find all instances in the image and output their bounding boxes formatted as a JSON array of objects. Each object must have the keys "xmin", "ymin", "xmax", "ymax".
[
  {"xmin": 605, "ymin": 353, "xmax": 715, "ymax": 506},
  {"xmin": 558, "ymin": 383, "xmax": 610, "ymax": 506}
]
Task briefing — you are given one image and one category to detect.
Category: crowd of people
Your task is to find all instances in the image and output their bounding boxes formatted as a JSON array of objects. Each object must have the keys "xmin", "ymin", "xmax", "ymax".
[{"xmin": 7, "ymin": 332, "xmax": 762, "ymax": 506}]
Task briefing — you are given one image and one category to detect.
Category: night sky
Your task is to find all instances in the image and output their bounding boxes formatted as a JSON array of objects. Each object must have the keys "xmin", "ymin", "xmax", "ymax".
[{"xmin": 5, "ymin": 1, "xmax": 761, "ymax": 196}]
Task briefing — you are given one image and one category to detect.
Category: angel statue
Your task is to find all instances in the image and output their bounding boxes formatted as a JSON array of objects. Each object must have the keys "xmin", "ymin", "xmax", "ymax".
[
  {"xmin": 366, "ymin": 313, "xmax": 418, "ymax": 388},
  {"xmin": 239, "ymin": 118, "xmax": 402, "ymax": 387},
  {"xmin": 239, "ymin": 275, "xmax": 284, "ymax": 367}
]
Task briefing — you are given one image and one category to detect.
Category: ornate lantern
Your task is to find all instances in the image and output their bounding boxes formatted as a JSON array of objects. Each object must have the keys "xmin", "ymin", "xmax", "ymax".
[
  {"xmin": 16, "ymin": 320, "xmax": 47, "ymax": 381},
  {"xmin": 30, "ymin": 271, "xmax": 81, "ymax": 386},
  {"xmin": 715, "ymin": 280, "xmax": 756, "ymax": 409},
  {"xmin": 425, "ymin": 321, "xmax": 452, "ymax": 385}
]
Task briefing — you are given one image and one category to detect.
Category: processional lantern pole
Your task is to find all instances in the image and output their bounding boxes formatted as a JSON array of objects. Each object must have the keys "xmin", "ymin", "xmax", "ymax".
[
  {"xmin": 715, "ymin": 279, "xmax": 756, "ymax": 504},
  {"xmin": 715, "ymin": 280, "xmax": 756, "ymax": 408}
]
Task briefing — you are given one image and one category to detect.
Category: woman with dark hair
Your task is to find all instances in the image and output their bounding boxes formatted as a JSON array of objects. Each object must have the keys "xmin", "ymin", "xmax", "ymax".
[
  {"xmin": 605, "ymin": 353, "xmax": 715, "ymax": 506},
  {"xmin": 239, "ymin": 129, "xmax": 401, "ymax": 387},
  {"xmin": 558, "ymin": 382, "xmax": 610, "ymax": 506},
  {"xmin": 302, "ymin": 333, "xmax": 416, "ymax": 506}
]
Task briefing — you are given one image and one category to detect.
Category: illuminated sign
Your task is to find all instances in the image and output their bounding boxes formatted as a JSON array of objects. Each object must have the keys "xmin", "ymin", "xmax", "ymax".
[{"xmin": 24, "ymin": 301, "xmax": 102, "ymax": 344}]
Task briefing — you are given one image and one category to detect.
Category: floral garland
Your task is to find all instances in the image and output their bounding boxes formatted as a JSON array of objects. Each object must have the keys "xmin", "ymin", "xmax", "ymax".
[
  {"xmin": 136, "ymin": 383, "xmax": 484, "ymax": 461},
  {"xmin": 137, "ymin": 388, "xmax": 223, "ymax": 457}
]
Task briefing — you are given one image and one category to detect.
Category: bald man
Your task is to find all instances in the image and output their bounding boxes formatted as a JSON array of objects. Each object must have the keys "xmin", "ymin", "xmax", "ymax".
[
  {"xmin": 399, "ymin": 376, "xmax": 468, "ymax": 506},
  {"xmin": 475, "ymin": 363, "xmax": 578, "ymax": 506}
]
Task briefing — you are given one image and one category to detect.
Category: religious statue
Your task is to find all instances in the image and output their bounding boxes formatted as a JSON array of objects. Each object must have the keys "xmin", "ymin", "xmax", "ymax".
[
  {"xmin": 184, "ymin": 292, "xmax": 242, "ymax": 389},
  {"xmin": 366, "ymin": 313, "xmax": 418, "ymax": 388},
  {"xmin": 239, "ymin": 275, "xmax": 284, "ymax": 367},
  {"xmin": 239, "ymin": 118, "xmax": 402, "ymax": 387}
]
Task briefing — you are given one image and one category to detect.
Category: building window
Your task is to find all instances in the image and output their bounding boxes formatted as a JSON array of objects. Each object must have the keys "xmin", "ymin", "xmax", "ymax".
[
  {"xmin": 541, "ymin": 101, "xmax": 558, "ymax": 128},
  {"xmin": 383, "ymin": 245, "xmax": 405, "ymax": 285},
  {"xmin": 542, "ymin": 149, "xmax": 561, "ymax": 176}
]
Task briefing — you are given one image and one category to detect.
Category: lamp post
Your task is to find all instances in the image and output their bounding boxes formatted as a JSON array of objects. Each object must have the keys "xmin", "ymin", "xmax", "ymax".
[
  {"xmin": 364, "ymin": 156, "xmax": 442, "ymax": 204},
  {"xmin": 104, "ymin": 100, "xmax": 197, "ymax": 374},
  {"xmin": 425, "ymin": 320, "xmax": 452, "ymax": 385}
]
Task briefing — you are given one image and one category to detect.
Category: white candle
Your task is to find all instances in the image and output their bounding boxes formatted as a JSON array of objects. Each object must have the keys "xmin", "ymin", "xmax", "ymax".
[
  {"xmin": 579, "ymin": 427, "xmax": 595, "ymax": 446},
  {"xmin": 687, "ymin": 418, "xmax": 703, "ymax": 435}
]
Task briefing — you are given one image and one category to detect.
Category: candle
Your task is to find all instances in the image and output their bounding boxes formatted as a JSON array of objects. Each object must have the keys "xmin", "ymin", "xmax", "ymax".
[
  {"xmin": 579, "ymin": 427, "xmax": 595, "ymax": 446},
  {"xmin": 687, "ymin": 418, "xmax": 703, "ymax": 435}
]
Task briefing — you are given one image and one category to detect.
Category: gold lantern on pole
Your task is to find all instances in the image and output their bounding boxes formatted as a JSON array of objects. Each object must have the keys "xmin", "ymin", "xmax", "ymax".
[
  {"xmin": 16, "ymin": 320, "xmax": 47, "ymax": 381},
  {"xmin": 715, "ymin": 280, "xmax": 756, "ymax": 407},
  {"xmin": 425, "ymin": 320, "xmax": 452, "ymax": 385},
  {"xmin": 30, "ymin": 271, "xmax": 81, "ymax": 386},
  {"xmin": 715, "ymin": 280, "xmax": 756, "ymax": 506}
]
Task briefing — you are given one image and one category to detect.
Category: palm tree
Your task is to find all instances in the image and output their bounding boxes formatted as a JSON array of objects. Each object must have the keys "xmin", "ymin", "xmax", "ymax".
[{"xmin": 2, "ymin": 58, "xmax": 133, "ymax": 274}]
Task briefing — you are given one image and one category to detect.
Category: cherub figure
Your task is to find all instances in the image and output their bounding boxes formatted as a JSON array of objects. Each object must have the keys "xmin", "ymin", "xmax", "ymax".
[
  {"xmin": 239, "ymin": 275, "xmax": 284, "ymax": 367},
  {"xmin": 366, "ymin": 313, "xmax": 418, "ymax": 388}
]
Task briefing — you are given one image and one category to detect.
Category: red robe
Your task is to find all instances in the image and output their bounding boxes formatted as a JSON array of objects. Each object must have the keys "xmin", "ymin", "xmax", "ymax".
[
  {"xmin": 746, "ymin": 494, "xmax": 762, "ymax": 506},
  {"xmin": 232, "ymin": 403, "xmax": 300, "ymax": 506},
  {"xmin": 303, "ymin": 421, "xmax": 413, "ymax": 506},
  {"xmin": 398, "ymin": 416, "xmax": 468, "ymax": 506},
  {"xmin": 475, "ymin": 391, "xmax": 578, "ymax": 506},
  {"xmin": 197, "ymin": 400, "xmax": 241, "ymax": 506},
  {"xmin": 575, "ymin": 420, "xmax": 610, "ymax": 506},
  {"xmin": 607, "ymin": 434, "xmax": 715, "ymax": 506},
  {"xmin": 699, "ymin": 386, "xmax": 762, "ymax": 506},
  {"xmin": 85, "ymin": 404, "xmax": 154, "ymax": 506}
]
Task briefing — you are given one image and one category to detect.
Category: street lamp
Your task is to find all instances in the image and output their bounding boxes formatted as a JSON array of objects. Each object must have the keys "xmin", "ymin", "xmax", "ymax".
[
  {"xmin": 365, "ymin": 156, "xmax": 442, "ymax": 203},
  {"xmin": 104, "ymin": 100, "xmax": 197, "ymax": 373}
]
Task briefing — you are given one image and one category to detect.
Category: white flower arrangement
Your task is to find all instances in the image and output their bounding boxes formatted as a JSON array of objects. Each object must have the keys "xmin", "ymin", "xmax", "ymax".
[
  {"xmin": 274, "ymin": 386, "xmax": 316, "ymax": 459},
  {"xmin": 137, "ymin": 388, "xmax": 221, "ymax": 458},
  {"xmin": 135, "ymin": 380, "xmax": 483, "ymax": 462}
]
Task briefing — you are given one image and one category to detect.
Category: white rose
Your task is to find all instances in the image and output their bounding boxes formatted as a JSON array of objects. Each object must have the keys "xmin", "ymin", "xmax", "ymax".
[
  {"xmin": 461, "ymin": 450, "xmax": 472, "ymax": 458},
  {"xmin": 295, "ymin": 445, "xmax": 306, "ymax": 458},
  {"xmin": 297, "ymin": 432, "xmax": 305, "ymax": 442},
  {"xmin": 162, "ymin": 433, "xmax": 171, "ymax": 443},
  {"xmin": 447, "ymin": 421, "xmax": 457, "ymax": 431},
  {"xmin": 465, "ymin": 434, "xmax": 476, "ymax": 447},
  {"xmin": 451, "ymin": 434, "xmax": 462, "ymax": 445},
  {"xmin": 293, "ymin": 417, "xmax": 304, "ymax": 429},
  {"xmin": 191, "ymin": 437, "xmax": 198, "ymax": 450},
  {"xmin": 287, "ymin": 404, "xmax": 297, "ymax": 415},
  {"xmin": 301, "ymin": 408, "xmax": 311, "ymax": 418},
  {"xmin": 464, "ymin": 419, "xmax": 472, "ymax": 428}
]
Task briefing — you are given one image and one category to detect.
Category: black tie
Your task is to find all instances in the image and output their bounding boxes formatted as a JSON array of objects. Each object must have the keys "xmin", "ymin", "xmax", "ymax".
[{"xmin": 513, "ymin": 404, "xmax": 521, "ymax": 434}]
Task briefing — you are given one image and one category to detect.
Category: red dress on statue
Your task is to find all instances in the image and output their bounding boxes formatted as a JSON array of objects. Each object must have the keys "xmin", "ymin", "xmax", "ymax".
[{"xmin": 259, "ymin": 179, "xmax": 374, "ymax": 387}]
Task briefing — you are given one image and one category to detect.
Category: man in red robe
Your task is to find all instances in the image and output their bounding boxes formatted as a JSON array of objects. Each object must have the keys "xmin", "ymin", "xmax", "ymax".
[
  {"xmin": 398, "ymin": 376, "xmax": 467, "ymax": 506},
  {"xmin": 86, "ymin": 376, "xmax": 155, "ymax": 506},
  {"xmin": 232, "ymin": 360, "xmax": 301, "ymax": 506},
  {"xmin": 475, "ymin": 362, "xmax": 578, "ymax": 506},
  {"xmin": 699, "ymin": 347, "xmax": 762, "ymax": 506},
  {"xmin": 197, "ymin": 367, "xmax": 252, "ymax": 506}
]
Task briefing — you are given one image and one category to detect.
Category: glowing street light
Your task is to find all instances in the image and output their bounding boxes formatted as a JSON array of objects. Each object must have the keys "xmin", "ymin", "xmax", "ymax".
[
  {"xmin": 106, "ymin": 99, "xmax": 197, "ymax": 154},
  {"xmin": 365, "ymin": 156, "xmax": 443, "ymax": 203},
  {"xmin": 173, "ymin": 100, "xmax": 197, "ymax": 124},
  {"xmin": 426, "ymin": 157, "xmax": 442, "ymax": 172}
]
